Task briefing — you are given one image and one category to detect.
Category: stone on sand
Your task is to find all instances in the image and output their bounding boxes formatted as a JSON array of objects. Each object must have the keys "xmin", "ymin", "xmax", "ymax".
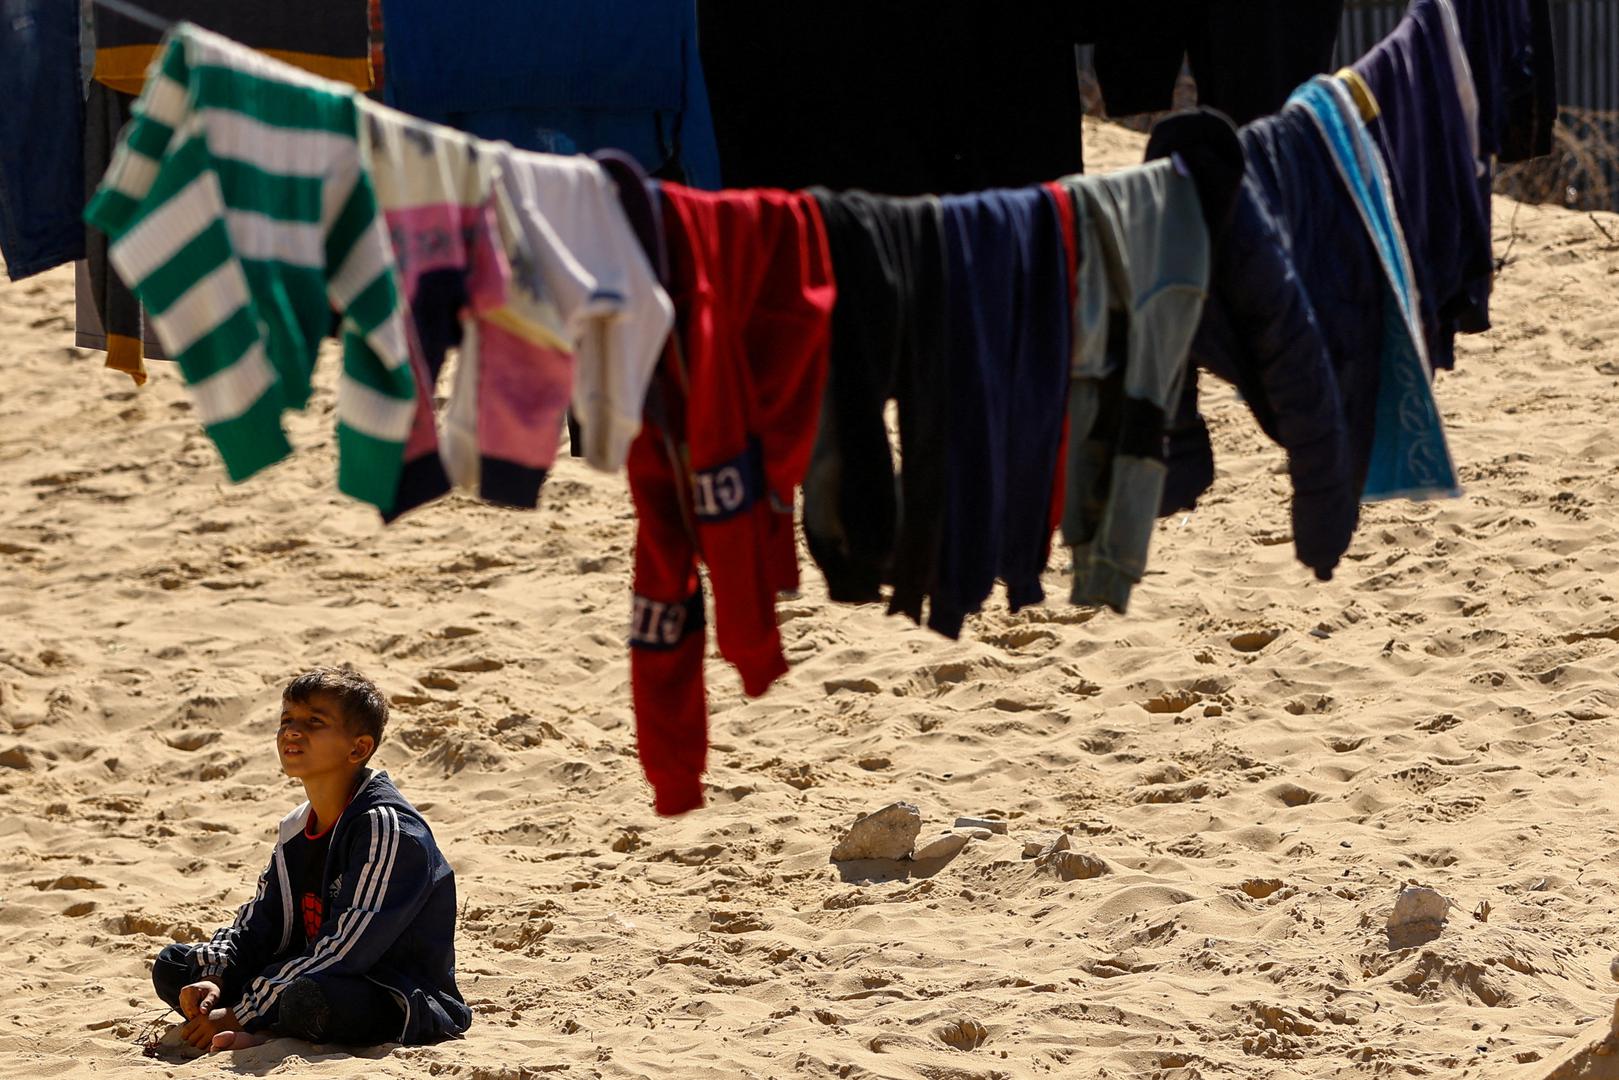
[
  {"xmin": 954, "ymin": 816, "xmax": 1008, "ymax": 835},
  {"xmin": 1387, "ymin": 886, "xmax": 1452, "ymax": 931},
  {"xmin": 831, "ymin": 802, "xmax": 922, "ymax": 861},
  {"xmin": 914, "ymin": 831, "xmax": 971, "ymax": 862},
  {"xmin": 1022, "ymin": 832, "xmax": 1072, "ymax": 859},
  {"xmin": 1043, "ymin": 851, "xmax": 1109, "ymax": 881}
]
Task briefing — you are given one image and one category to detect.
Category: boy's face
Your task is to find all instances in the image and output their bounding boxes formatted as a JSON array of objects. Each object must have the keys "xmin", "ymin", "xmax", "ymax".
[{"xmin": 278, "ymin": 693, "xmax": 372, "ymax": 779}]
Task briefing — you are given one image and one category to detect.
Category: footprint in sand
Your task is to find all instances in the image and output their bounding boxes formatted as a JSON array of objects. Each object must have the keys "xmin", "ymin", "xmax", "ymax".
[
  {"xmin": 1230, "ymin": 629, "xmax": 1282, "ymax": 653},
  {"xmin": 1135, "ymin": 780, "xmax": 1212, "ymax": 804},
  {"xmin": 29, "ymin": 875, "xmax": 103, "ymax": 891},
  {"xmin": 443, "ymin": 657, "xmax": 504, "ymax": 673},
  {"xmin": 824, "ymin": 677, "xmax": 881, "ymax": 696},
  {"xmin": 163, "ymin": 729, "xmax": 221, "ymax": 752},
  {"xmin": 1143, "ymin": 689, "xmax": 1201, "ymax": 715},
  {"xmin": 1239, "ymin": 878, "xmax": 1287, "ymax": 900},
  {"xmin": 938, "ymin": 1018, "xmax": 989, "ymax": 1051},
  {"xmin": 982, "ymin": 626, "xmax": 1059, "ymax": 653},
  {"xmin": 1268, "ymin": 782, "xmax": 1321, "ymax": 807}
]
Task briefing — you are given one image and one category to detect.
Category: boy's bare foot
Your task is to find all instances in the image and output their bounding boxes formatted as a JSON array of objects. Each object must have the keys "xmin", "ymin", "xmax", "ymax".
[{"xmin": 209, "ymin": 1031, "xmax": 270, "ymax": 1053}]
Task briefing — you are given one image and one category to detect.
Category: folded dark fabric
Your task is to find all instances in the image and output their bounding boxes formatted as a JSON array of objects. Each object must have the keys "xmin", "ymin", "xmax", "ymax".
[{"xmin": 93, "ymin": 0, "xmax": 372, "ymax": 93}]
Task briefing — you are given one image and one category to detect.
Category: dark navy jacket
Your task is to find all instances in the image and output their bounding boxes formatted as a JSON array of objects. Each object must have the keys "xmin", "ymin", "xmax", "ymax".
[
  {"xmin": 192, "ymin": 770, "xmax": 471, "ymax": 1044},
  {"xmin": 1169, "ymin": 169, "xmax": 1360, "ymax": 582},
  {"xmin": 1163, "ymin": 106, "xmax": 1384, "ymax": 582}
]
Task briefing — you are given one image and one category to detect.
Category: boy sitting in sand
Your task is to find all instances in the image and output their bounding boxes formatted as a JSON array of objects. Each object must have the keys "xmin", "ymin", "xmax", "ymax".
[{"xmin": 153, "ymin": 667, "xmax": 472, "ymax": 1052}]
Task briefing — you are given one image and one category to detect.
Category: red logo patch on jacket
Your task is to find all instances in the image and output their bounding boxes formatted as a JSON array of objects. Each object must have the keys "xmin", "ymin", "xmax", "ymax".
[{"xmin": 301, "ymin": 891, "xmax": 324, "ymax": 940}]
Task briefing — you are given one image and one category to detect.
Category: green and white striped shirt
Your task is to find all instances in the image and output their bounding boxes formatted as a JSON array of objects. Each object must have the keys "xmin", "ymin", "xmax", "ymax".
[{"xmin": 86, "ymin": 23, "xmax": 415, "ymax": 511}]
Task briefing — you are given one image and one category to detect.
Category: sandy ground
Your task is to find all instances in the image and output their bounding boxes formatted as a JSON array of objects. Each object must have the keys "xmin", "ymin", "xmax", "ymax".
[{"xmin": 2, "ymin": 118, "xmax": 1619, "ymax": 1080}]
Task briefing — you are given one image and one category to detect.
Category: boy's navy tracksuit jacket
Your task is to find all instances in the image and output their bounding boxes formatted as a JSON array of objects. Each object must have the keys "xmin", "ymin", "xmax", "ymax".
[{"xmin": 191, "ymin": 770, "xmax": 471, "ymax": 1043}]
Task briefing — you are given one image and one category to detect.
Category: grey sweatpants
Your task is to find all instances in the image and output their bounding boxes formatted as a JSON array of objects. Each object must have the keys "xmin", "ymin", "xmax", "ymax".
[{"xmin": 1061, "ymin": 160, "xmax": 1211, "ymax": 613}]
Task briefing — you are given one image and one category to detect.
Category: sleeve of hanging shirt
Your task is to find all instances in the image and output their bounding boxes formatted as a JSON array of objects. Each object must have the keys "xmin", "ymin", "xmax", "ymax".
[
  {"xmin": 84, "ymin": 32, "xmax": 297, "ymax": 480},
  {"xmin": 230, "ymin": 805, "xmax": 432, "ymax": 1032},
  {"xmin": 322, "ymin": 149, "xmax": 421, "ymax": 512},
  {"xmin": 550, "ymin": 160, "xmax": 674, "ymax": 474}
]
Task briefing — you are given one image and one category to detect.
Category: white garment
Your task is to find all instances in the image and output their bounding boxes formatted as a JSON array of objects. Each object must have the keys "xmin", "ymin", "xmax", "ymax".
[{"xmin": 489, "ymin": 148, "xmax": 674, "ymax": 473}]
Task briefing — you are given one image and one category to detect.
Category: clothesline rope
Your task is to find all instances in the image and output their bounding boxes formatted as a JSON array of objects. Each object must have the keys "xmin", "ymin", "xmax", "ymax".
[{"xmin": 90, "ymin": 0, "xmax": 174, "ymax": 35}]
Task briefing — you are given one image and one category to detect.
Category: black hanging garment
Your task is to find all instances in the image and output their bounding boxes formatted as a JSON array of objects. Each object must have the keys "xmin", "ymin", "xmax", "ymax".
[
  {"xmin": 803, "ymin": 190, "xmax": 950, "ymax": 617},
  {"xmin": 1450, "ymin": 0, "xmax": 1558, "ymax": 164},
  {"xmin": 1081, "ymin": 1, "xmax": 1346, "ymax": 125},
  {"xmin": 699, "ymin": 1, "xmax": 1084, "ymax": 194}
]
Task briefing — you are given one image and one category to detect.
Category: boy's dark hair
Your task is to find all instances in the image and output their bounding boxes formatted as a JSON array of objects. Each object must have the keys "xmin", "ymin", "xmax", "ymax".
[{"xmin": 283, "ymin": 666, "xmax": 387, "ymax": 761}]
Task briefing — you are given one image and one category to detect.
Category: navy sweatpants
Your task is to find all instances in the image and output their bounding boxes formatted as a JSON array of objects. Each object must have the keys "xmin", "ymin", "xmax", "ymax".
[
  {"xmin": 0, "ymin": 0, "xmax": 85, "ymax": 280},
  {"xmin": 153, "ymin": 943, "xmax": 403, "ymax": 1045},
  {"xmin": 926, "ymin": 186, "xmax": 1072, "ymax": 639}
]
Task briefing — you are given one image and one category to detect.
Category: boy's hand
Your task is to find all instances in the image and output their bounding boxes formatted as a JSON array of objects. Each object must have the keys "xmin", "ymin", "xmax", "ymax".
[
  {"xmin": 178, "ymin": 979, "xmax": 222, "ymax": 1019},
  {"xmin": 180, "ymin": 1006, "xmax": 241, "ymax": 1050}
]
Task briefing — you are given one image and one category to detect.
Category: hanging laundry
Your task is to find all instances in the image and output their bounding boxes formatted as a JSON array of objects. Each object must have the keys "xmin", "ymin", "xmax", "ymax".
[
  {"xmin": 925, "ymin": 188, "xmax": 1072, "ymax": 638},
  {"xmin": 1298, "ymin": 76, "xmax": 1460, "ymax": 503},
  {"xmin": 1236, "ymin": 76, "xmax": 1459, "ymax": 506},
  {"xmin": 1149, "ymin": 107, "xmax": 1359, "ymax": 582},
  {"xmin": 485, "ymin": 148, "xmax": 673, "ymax": 475},
  {"xmin": 801, "ymin": 190, "xmax": 949, "ymax": 618},
  {"xmin": 591, "ymin": 151, "xmax": 668, "ymax": 283},
  {"xmin": 85, "ymin": 24, "xmax": 416, "ymax": 511},
  {"xmin": 0, "ymin": 0, "xmax": 85, "ymax": 281},
  {"xmin": 629, "ymin": 185, "xmax": 834, "ymax": 815},
  {"xmin": 91, "ymin": 0, "xmax": 373, "ymax": 93},
  {"xmin": 81, "ymin": 0, "xmax": 375, "ymax": 382},
  {"xmin": 1351, "ymin": 0, "xmax": 1492, "ymax": 371},
  {"xmin": 1167, "ymin": 170, "xmax": 1359, "ymax": 582},
  {"xmin": 359, "ymin": 103, "xmax": 567, "ymax": 520},
  {"xmin": 1060, "ymin": 161, "xmax": 1211, "ymax": 613},
  {"xmin": 699, "ymin": 1, "xmax": 1084, "ymax": 193},
  {"xmin": 1038, "ymin": 177, "xmax": 1085, "ymax": 578},
  {"xmin": 79, "ymin": 81, "xmax": 169, "ymax": 384},
  {"xmin": 1450, "ymin": 0, "xmax": 1557, "ymax": 164},
  {"xmin": 1083, "ymin": 1, "xmax": 1345, "ymax": 125},
  {"xmin": 379, "ymin": 0, "xmax": 719, "ymax": 188}
]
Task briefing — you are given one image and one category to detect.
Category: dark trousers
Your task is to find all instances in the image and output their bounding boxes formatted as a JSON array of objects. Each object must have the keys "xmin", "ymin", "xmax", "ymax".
[
  {"xmin": 153, "ymin": 943, "xmax": 404, "ymax": 1045},
  {"xmin": 0, "ymin": 0, "xmax": 86, "ymax": 280}
]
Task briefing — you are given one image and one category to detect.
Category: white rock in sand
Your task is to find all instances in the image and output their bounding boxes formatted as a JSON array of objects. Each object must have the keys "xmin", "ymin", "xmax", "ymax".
[
  {"xmin": 914, "ymin": 831, "xmax": 971, "ymax": 862},
  {"xmin": 1387, "ymin": 886, "xmax": 1453, "ymax": 930},
  {"xmin": 954, "ymin": 816, "xmax": 1009, "ymax": 835},
  {"xmin": 831, "ymin": 802, "xmax": 922, "ymax": 861},
  {"xmin": 1610, "ymin": 954, "xmax": 1619, "ymax": 982}
]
